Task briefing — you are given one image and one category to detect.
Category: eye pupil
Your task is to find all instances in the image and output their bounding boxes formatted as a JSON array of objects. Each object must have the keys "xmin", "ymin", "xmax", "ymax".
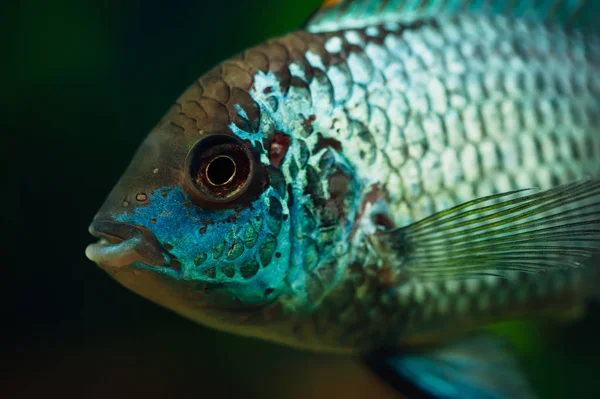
[
  {"xmin": 206, "ymin": 155, "xmax": 236, "ymax": 186},
  {"xmin": 185, "ymin": 134, "xmax": 256, "ymax": 206}
]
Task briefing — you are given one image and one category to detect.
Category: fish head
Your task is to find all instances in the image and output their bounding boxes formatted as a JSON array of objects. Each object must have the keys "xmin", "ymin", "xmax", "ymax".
[{"xmin": 86, "ymin": 76, "xmax": 294, "ymax": 332}]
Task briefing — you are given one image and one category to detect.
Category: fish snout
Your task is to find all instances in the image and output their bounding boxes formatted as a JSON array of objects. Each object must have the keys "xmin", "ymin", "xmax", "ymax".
[{"xmin": 86, "ymin": 220, "xmax": 168, "ymax": 268}]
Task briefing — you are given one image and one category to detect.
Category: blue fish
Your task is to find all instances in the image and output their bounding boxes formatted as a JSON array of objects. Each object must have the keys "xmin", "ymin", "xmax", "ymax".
[{"xmin": 86, "ymin": 1, "xmax": 600, "ymax": 397}]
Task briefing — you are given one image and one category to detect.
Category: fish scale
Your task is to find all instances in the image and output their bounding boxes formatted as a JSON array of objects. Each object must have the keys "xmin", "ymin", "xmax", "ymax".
[
  {"xmin": 85, "ymin": 2, "xmax": 600, "ymax": 396},
  {"xmin": 395, "ymin": 269, "xmax": 586, "ymax": 336},
  {"xmin": 237, "ymin": 14, "xmax": 600, "ymax": 348},
  {"xmin": 305, "ymin": 15, "xmax": 600, "ymax": 211},
  {"xmin": 88, "ymin": 0, "xmax": 600, "ymax": 359},
  {"xmin": 111, "ymin": 12, "xmax": 600, "ymax": 350}
]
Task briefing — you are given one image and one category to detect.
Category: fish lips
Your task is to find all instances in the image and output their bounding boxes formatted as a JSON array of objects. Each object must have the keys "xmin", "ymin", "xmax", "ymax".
[{"xmin": 86, "ymin": 220, "xmax": 169, "ymax": 268}]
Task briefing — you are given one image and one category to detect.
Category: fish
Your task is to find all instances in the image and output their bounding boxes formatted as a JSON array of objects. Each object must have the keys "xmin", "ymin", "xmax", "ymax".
[{"xmin": 86, "ymin": 0, "xmax": 600, "ymax": 397}]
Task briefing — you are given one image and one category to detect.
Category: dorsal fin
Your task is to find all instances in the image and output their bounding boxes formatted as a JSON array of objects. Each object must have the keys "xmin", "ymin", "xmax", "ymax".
[{"xmin": 305, "ymin": 0, "xmax": 595, "ymax": 33}]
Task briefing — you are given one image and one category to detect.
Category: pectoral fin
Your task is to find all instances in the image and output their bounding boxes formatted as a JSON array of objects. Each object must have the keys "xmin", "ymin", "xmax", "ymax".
[
  {"xmin": 372, "ymin": 178, "xmax": 600, "ymax": 281},
  {"xmin": 365, "ymin": 335, "xmax": 536, "ymax": 399}
]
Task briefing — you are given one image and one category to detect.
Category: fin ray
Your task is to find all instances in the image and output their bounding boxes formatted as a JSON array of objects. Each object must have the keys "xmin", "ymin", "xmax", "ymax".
[{"xmin": 374, "ymin": 178, "xmax": 600, "ymax": 279}]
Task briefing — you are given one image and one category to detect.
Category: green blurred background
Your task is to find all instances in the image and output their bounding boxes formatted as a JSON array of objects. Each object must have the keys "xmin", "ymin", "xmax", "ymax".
[{"xmin": 3, "ymin": 1, "xmax": 600, "ymax": 398}]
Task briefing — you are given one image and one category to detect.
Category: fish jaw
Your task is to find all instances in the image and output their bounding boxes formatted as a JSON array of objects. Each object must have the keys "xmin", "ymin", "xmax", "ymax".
[
  {"xmin": 86, "ymin": 236, "xmax": 144, "ymax": 268},
  {"xmin": 92, "ymin": 254, "xmax": 282, "ymax": 338},
  {"xmin": 86, "ymin": 220, "xmax": 172, "ymax": 269},
  {"xmin": 85, "ymin": 211, "xmax": 294, "ymax": 342}
]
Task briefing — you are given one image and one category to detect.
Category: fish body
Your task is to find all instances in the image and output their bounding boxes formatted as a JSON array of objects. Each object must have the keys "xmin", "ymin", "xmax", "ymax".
[
  {"xmin": 238, "ymin": 10, "xmax": 600, "ymax": 351},
  {"xmin": 87, "ymin": 1, "xmax": 600, "ymax": 397}
]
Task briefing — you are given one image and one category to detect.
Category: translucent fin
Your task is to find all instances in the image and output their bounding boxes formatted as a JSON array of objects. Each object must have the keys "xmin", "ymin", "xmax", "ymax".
[
  {"xmin": 374, "ymin": 178, "xmax": 600, "ymax": 280},
  {"xmin": 365, "ymin": 335, "xmax": 537, "ymax": 398},
  {"xmin": 306, "ymin": 0, "xmax": 595, "ymax": 32}
]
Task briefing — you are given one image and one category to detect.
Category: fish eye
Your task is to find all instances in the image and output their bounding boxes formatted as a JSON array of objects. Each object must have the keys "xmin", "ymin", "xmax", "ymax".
[
  {"xmin": 185, "ymin": 134, "xmax": 254, "ymax": 207},
  {"xmin": 206, "ymin": 155, "xmax": 236, "ymax": 186}
]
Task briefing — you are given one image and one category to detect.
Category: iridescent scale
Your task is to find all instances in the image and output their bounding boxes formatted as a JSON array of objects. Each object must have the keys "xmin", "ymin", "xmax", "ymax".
[
  {"xmin": 284, "ymin": 15, "xmax": 597, "ymax": 348},
  {"xmin": 312, "ymin": 15, "xmax": 600, "ymax": 224},
  {"xmin": 179, "ymin": 13, "xmax": 600, "ymax": 350}
]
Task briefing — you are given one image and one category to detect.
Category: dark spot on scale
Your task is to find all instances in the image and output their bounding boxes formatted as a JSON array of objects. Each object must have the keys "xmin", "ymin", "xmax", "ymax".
[
  {"xmin": 282, "ymin": 214, "xmax": 289, "ymax": 221},
  {"xmin": 199, "ymin": 226, "xmax": 207, "ymax": 234},
  {"xmin": 169, "ymin": 258, "xmax": 181, "ymax": 272},
  {"xmin": 319, "ymin": 149, "xmax": 335, "ymax": 170},
  {"xmin": 164, "ymin": 243, "xmax": 174, "ymax": 250},
  {"xmin": 240, "ymin": 261, "xmax": 259, "ymax": 278},
  {"xmin": 551, "ymin": 173, "xmax": 561, "ymax": 187},
  {"xmin": 287, "ymin": 184, "xmax": 294, "ymax": 208},
  {"xmin": 288, "ymin": 158, "xmax": 299, "ymax": 179},
  {"xmin": 150, "ymin": 218, "xmax": 157, "ymax": 224},
  {"xmin": 161, "ymin": 191, "xmax": 168, "ymax": 198},
  {"xmin": 378, "ymin": 266, "xmax": 396, "ymax": 288},
  {"xmin": 269, "ymin": 132, "xmax": 291, "ymax": 168},
  {"xmin": 264, "ymin": 288, "xmax": 274, "ymax": 296},
  {"xmin": 203, "ymin": 267, "xmax": 216, "ymax": 279},
  {"xmin": 263, "ymin": 86, "xmax": 273, "ymax": 94},
  {"xmin": 222, "ymin": 265, "xmax": 235, "ymax": 278},
  {"xmin": 372, "ymin": 213, "xmax": 395, "ymax": 229},
  {"xmin": 314, "ymin": 133, "xmax": 343, "ymax": 153},
  {"xmin": 290, "ymin": 76, "xmax": 307, "ymax": 89},
  {"xmin": 275, "ymin": 252, "xmax": 281, "ymax": 258},
  {"xmin": 266, "ymin": 96, "xmax": 279, "ymax": 112},
  {"xmin": 326, "ymin": 171, "xmax": 351, "ymax": 217},
  {"xmin": 194, "ymin": 253, "xmax": 207, "ymax": 266},
  {"xmin": 570, "ymin": 138, "xmax": 582, "ymax": 160},
  {"xmin": 301, "ymin": 114, "xmax": 316, "ymax": 134},
  {"xmin": 223, "ymin": 213, "xmax": 239, "ymax": 224}
]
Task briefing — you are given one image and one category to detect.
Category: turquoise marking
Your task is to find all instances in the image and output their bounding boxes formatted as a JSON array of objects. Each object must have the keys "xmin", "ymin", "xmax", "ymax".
[
  {"xmin": 234, "ymin": 104, "xmax": 249, "ymax": 121},
  {"xmin": 114, "ymin": 185, "xmax": 292, "ymax": 305},
  {"xmin": 228, "ymin": 122, "xmax": 263, "ymax": 144}
]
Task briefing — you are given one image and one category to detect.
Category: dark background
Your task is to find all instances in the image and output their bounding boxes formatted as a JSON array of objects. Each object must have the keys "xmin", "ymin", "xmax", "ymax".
[{"xmin": 3, "ymin": 1, "xmax": 600, "ymax": 398}]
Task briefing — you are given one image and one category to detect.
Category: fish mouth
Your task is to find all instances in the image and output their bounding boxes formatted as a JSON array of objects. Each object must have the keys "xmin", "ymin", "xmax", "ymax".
[{"xmin": 86, "ymin": 221, "xmax": 169, "ymax": 268}]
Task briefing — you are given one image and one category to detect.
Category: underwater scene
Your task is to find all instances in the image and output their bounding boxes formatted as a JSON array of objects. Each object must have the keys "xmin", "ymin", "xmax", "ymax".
[{"xmin": 5, "ymin": 1, "xmax": 600, "ymax": 398}]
